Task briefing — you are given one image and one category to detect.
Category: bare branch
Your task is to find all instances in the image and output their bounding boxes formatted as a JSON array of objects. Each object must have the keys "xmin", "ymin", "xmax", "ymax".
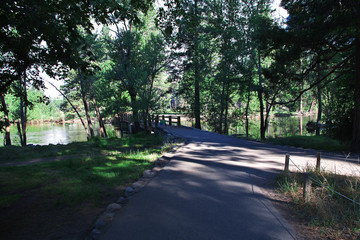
[
  {"xmin": 274, "ymin": 55, "xmax": 354, "ymax": 105},
  {"xmin": 46, "ymin": 80, "xmax": 90, "ymax": 138}
]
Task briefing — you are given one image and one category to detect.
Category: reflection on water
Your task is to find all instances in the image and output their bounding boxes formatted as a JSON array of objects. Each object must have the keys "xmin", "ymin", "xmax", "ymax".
[
  {"xmin": 230, "ymin": 115, "xmax": 316, "ymax": 139},
  {"xmin": 27, "ymin": 124, "xmax": 88, "ymax": 145},
  {"xmin": 0, "ymin": 123, "xmax": 114, "ymax": 146}
]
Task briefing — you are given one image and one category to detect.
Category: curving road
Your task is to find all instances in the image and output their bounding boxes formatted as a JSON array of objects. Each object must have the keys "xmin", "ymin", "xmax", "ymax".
[{"xmin": 99, "ymin": 126, "xmax": 359, "ymax": 240}]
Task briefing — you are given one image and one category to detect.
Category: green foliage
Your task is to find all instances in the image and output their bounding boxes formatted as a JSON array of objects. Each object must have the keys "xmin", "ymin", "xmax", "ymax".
[
  {"xmin": 275, "ymin": 0, "xmax": 360, "ymax": 150},
  {"xmin": 266, "ymin": 135, "xmax": 349, "ymax": 152},
  {"xmin": 322, "ymin": 75, "xmax": 354, "ymax": 141},
  {"xmin": 104, "ymin": 9, "xmax": 167, "ymax": 124},
  {"xmin": 2, "ymin": 88, "xmax": 64, "ymax": 122},
  {"xmin": 276, "ymin": 173, "xmax": 299, "ymax": 193},
  {"xmin": 0, "ymin": 0, "xmax": 154, "ymax": 94}
]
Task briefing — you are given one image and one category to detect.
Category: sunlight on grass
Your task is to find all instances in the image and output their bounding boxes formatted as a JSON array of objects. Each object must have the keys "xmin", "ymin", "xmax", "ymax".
[
  {"xmin": 0, "ymin": 133, "xmax": 172, "ymax": 208},
  {"xmin": 92, "ymin": 158, "xmax": 153, "ymax": 180},
  {"xmin": 121, "ymin": 150, "xmax": 162, "ymax": 161}
]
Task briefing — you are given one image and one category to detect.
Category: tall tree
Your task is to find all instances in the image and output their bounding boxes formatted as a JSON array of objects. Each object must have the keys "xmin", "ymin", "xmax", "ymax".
[
  {"xmin": 276, "ymin": 0, "xmax": 360, "ymax": 151},
  {"xmin": 204, "ymin": 0, "xmax": 248, "ymax": 134},
  {"xmin": 247, "ymin": 0, "xmax": 278, "ymax": 140},
  {"xmin": 159, "ymin": 0, "xmax": 212, "ymax": 129},
  {"xmin": 106, "ymin": 8, "xmax": 167, "ymax": 132}
]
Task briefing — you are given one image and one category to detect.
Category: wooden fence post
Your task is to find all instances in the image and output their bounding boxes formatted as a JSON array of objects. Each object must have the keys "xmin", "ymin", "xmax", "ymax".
[
  {"xmin": 284, "ymin": 154, "xmax": 290, "ymax": 172},
  {"xmin": 303, "ymin": 172, "xmax": 312, "ymax": 202},
  {"xmin": 169, "ymin": 115, "xmax": 172, "ymax": 126},
  {"xmin": 177, "ymin": 116, "xmax": 181, "ymax": 126},
  {"xmin": 316, "ymin": 152, "xmax": 321, "ymax": 172}
]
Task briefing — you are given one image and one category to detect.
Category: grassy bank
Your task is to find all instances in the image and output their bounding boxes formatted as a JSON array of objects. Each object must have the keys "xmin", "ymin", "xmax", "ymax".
[
  {"xmin": 0, "ymin": 132, "xmax": 165, "ymax": 163},
  {"xmin": 265, "ymin": 135, "xmax": 350, "ymax": 152},
  {"xmin": 276, "ymin": 171, "xmax": 360, "ymax": 239},
  {"xmin": 0, "ymin": 133, "xmax": 174, "ymax": 239}
]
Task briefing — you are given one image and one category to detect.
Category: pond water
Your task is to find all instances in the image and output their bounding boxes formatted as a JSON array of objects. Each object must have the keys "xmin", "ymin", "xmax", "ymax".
[
  {"xmin": 0, "ymin": 115, "xmax": 317, "ymax": 146},
  {"xmin": 230, "ymin": 115, "xmax": 317, "ymax": 139},
  {"xmin": 0, "ymin": 123, "xmax": 117, "ymax": 146}
]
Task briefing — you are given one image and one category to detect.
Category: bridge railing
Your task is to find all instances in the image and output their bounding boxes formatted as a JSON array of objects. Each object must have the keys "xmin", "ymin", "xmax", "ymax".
[
  {"xmin": 152, "ymin": 115, "xmax": 181, "ymax": 126},
  {"xmin": 114, "ymin": 113, "xmax": 182, "ymax": 130}
]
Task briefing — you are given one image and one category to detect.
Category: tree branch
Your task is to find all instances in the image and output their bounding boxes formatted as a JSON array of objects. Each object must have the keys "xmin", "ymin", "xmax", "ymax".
[
  {"xmin": 46, "ymin": 80, "xmax": 90, "ymax": 137},
  {"xmin": 274, "ymin": 56, "xmax": 353, "ymax": 105}
]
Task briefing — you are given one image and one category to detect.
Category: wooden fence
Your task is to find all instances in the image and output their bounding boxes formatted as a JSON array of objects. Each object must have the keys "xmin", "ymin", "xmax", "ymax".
[
  {"xmin": 152, "ymin": 115, "xmax": 181, "ymax": 126},
  {"xmin": 113, "ymin": 113, "xmax": 182, "ymax": 130}
]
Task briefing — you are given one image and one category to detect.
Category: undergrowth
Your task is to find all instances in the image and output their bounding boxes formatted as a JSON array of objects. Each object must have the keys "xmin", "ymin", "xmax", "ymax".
[
  {"xmin": 266, "ymin": 135, "xmax": 350, "ymax": 152},
  {"xmin": 276, "ymin": 171, "xmax": 360, "ymax": 239}
]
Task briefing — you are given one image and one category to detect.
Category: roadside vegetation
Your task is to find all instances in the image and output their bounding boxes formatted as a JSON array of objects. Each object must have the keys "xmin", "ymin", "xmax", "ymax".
[
  {"xmin": 265, "ymin": 135, "xmax": 350, "ymax": 153},
  {"xmin": 0, "ymin": 133, "xmax": 173, "ymax": 239},
  {"xmin": 276, "ymin": 171, "xmax": 360, "ymax": 240}
]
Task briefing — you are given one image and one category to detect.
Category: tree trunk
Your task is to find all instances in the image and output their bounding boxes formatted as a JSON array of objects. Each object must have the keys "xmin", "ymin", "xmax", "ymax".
[
  {"xmin": 257, "ymin": 50, "xmax": 266, "ymax": 140},
  {"xmin": 1, "ymin": 93, "xmax": 11, "ymax": 146},
  {"xmin": 19, "ymin": 75, "xmax": 27, "ymax": 146},
  {"xmin": 193, "ymin": 0, "xmax": 201, "ymax": 130},
  {"xmin": 129, "ymin": 90, "xmax": 140, "ymax": 133},
  {"xmin": 264, "ymin": 93, "xmax": 277, "ymax": 137},
  {"xmin": 79, "ymin": 73, "xmax": 94, "ymax": 139},
  {"xmin": 17, "ymin": 121, "xmax": 23, "ymax": 146},
  {"xmin": 316, "ymin": 85, "xmax": 322, "ymax": 136},
  {"xmin": 308, "ymin": 98, "xmax": 316, "ymax": 113},
  {"xmin": 299, "ymin": 81, "xmax": 303, "ymax": 114},
  {"xmin": 146, "ymin": 72, "xmax": 156, "ymax": 131},
  {"xmin": 89, "ymin": 82, "xmax": 107, "ymax": 138},
  {"xmin": 223, "ymin": 80, "xmax": 230, "ymax": 135},
  {"xmin": 351, "ymin": 36, "xmax": 360, "ymax": 152},
  {"xmin": 83, "ymin": 98, "xmax": 94, "ymax": 139},
  {"xmin": 92, "ymin": 96, "xmax": 107, "ymax": 138},
  {"xmin": 218, "ymin": 80, "xmax": 226, "ymax": 133},
  {"xmin": 193, "ymin": 57, "xmax": 201, "ymax": 130},
  {"xmin": 245, "ymin": 89, "xmax": 251, "ymax": 138}
]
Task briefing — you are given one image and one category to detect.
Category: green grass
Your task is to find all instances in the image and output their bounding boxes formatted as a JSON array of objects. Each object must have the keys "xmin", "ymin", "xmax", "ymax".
[
  {"xmin": 0, "ymin": 133, "xmax": 171, "ymax": 208},
  {"xmin": 265, "ymin": 135, "xmax": 350, "ymax": 152},
  {"xmin": 276, "ymin": 171, "xmax": 360, "ymax": 238},
  {"xmin": 0, "ymin": 132, "xmax": 164, "ymax": 163}
]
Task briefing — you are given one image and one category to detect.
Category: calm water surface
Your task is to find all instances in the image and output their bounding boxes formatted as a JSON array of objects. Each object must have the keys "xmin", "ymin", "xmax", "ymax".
[
  {"xmin": 231, "ymin": 115, "xmax": 316, "ymax": 138},
  {"xmin": 1, "ymin": 123, "xmax": 115, "ymax": 146}
]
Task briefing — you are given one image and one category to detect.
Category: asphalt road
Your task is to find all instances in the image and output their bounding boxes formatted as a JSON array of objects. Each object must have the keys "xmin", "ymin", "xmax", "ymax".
[{"xmin": 99, "ymin": 126, "xmax": 307, "ymax": 240}]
